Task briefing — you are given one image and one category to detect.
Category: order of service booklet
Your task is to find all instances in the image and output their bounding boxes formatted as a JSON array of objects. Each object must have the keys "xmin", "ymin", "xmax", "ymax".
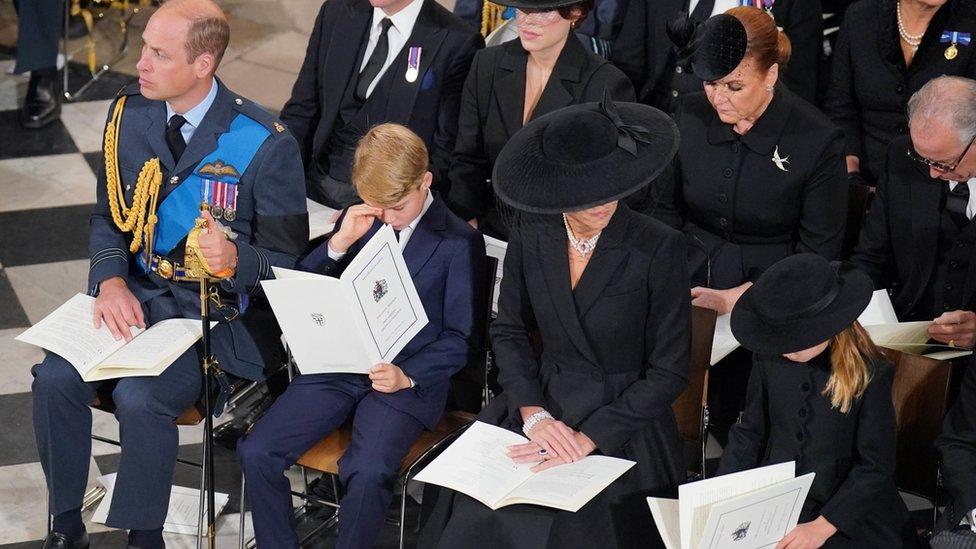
[
  {"xmin": 647, "ymin": 462, "xmax": 814, "ymax": 549},
  {"xmin": 15, "ymin": 293, "xmax": 205, "ymax": 382},
  {"xmin": 262, "ymin": 224, "xmax": 429, "ymax": 375},
  {"xmin": 413, "ymin": 421, "xmax": 636, "ymax": 512}
]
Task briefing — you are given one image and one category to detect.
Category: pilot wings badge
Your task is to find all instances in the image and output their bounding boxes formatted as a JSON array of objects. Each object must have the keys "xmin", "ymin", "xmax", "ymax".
[
  {"xmin": 771, "ymin": 146, "xmax": 790, "ymax": 172},
  {"xmin": 198, "ymin": 160, "xmax": 241, "ymax": 180}
]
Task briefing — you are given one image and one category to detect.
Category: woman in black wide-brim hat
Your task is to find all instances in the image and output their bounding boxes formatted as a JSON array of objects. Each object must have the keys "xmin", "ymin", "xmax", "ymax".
[
  {"xmin": 717, "ymin": 254, "xmax": 919, "ymax": 548},
  {"xmin": 418, "ymin": 95, "xmax": 688, "ymax": 549},
  {"xmin": 445, "ymin": 0, "xmax": 634, "ymax": 241}
]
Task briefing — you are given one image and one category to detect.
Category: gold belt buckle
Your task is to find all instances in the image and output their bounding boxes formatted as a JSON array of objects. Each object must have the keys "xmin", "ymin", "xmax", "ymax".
[{"xmin": 157, "ymin": 258, "xmax": 175, "ymax": 280}]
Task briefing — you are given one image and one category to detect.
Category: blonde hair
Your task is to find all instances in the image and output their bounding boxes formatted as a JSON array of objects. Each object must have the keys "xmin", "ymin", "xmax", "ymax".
[
  {"xmin": 824, "ymin": 321, "xmax": 880, "ymax": 413},
  {"xmin": 352, "ymin": 124, "xmax": 429, "ymax": 206}
]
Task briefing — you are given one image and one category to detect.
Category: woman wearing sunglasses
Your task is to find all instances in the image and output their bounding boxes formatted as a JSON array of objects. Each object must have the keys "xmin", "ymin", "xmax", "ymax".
[{"xmin": 445, "ymin": 0, "xmax": 634, "ymax": 240}]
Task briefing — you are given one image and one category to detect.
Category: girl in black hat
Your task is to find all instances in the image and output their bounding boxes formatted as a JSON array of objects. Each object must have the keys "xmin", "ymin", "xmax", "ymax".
[
  {"xmin": 445, "ymin": 0, "xmax": 634, "ymax": 240},
  {"xmin": 419, "ymin": 96, "xmax": 686, "ymax": 548},
  {"xmin": 718, "ymin": 253, "xmax": 918, "ymax": 548}
]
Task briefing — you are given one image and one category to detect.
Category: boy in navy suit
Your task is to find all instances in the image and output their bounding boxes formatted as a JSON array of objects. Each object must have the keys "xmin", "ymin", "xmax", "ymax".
[{"xmin": 238, "ymin": 123, "xmax": 486, "ymax": 549}]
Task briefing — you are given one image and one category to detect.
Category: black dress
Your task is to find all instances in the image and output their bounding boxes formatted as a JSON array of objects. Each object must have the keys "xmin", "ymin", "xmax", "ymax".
[
  {"xmin": 418, "ymin": 205, "xmax": 691, "ymax": 548},
  {"xmin": 824, "ymin": 0, "xmax": 976, "ymax": 184},
  {"xmin": 446, "ymin": 36, "xmax": 634, "ymax": 240},
  {"xmin": 653, "ymin": 87, "xmax": 847, "ymax": 290},
  {"xmin": 717, "ymin": 353, "xmax": 917, "ymax": 547}
]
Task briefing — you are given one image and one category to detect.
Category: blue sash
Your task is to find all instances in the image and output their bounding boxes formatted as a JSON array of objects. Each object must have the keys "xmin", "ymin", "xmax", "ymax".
[{"xmin": 141, "ymin": 113, "xmax": 270, "ymax": 264}]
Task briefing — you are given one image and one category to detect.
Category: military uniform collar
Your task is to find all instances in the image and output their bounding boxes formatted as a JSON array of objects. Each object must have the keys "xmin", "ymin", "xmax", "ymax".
[
  {"xmin": 706, "ymin": 85, "xmax": 794, "ymax": 155},
  {"xmin": 165, "ymin": 77, "xmax": 218, "ymax": 130}
]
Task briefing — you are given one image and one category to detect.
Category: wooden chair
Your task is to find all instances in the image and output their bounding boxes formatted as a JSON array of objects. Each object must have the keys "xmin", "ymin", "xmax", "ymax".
[
  {"xmin": 882, "ymin": 348, "xmax": 956, "ymax": 530},
  {"xmin": 238, "ymin": 258, "xmax": 500, "ymax": 549},
  {"xmin": 672, "ymin": 306, "xmax": 717, "ymax": 480}
]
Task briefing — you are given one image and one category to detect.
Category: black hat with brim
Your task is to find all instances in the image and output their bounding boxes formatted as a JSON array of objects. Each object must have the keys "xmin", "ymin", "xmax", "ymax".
[
  {"xmin": 731, "ymin": 255, "xmax": 874, "ymax": 356},
  {"xmin": 490, "ymin": 0, "xmax": 583, "ymax": 10},
  {"xmin": 491, "ymin": 94, "xmax": 679, "ymax": 214},
  {"xmin": 688, "ymin": 14, "xmax": 748, "ymax": 82}
]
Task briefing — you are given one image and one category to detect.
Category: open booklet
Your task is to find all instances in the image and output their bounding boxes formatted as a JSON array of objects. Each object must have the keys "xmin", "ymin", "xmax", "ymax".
[
  {"xmin": 414, "ymin": 421, "xmax": 635, "ymax": 512},
  {"xmin": 648, "ymin": 462, "xmax": 814, "ymax": 549},
  {"xmin": 859, "ymin": 290, "xmax": 971, "ymax": 360},
  {"xmin": 262, "ymin": 224, "xmax": 429, "ymax": 375},
  {"xmin": 15, "ymin": 293, "xmax": 205, "ymax": 382}
]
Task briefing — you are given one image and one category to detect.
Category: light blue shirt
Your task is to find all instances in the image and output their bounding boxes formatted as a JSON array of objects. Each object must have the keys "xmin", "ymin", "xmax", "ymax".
[{"xmin": 165, "ymin": 78, "xmax": 218, "ymax": 144}]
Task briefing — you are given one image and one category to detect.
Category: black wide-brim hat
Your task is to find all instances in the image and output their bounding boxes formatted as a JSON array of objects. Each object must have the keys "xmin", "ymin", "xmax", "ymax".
[
  {"xmin": 491, "ymin": 93, "xmax": 679, "ymax": 214},
  {"xmin": 731, "ymin": 254, "xmax": 874, "ymax": 355},
  {"xmin": 490, "ymin": 0, "xmax": 583, "ymax": 10}
]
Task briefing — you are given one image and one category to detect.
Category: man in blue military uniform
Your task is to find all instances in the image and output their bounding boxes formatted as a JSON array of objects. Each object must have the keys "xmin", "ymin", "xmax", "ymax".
[{"xmin": 31, "ymin": 1, "xmax": 308, "ymax": 548}]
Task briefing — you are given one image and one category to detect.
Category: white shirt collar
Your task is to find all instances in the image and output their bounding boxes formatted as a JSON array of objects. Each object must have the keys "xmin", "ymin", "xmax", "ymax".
[
  {"xmin": 371, "ymin": 0, "xmax": 424, "ymax": 41},
  {"xmin": 396, "ymin": 189, "xmax": 434, "ymax": 248},
  {"xmin": 165, "ymin": 78, "xmax": 218, "ymax": 130}
]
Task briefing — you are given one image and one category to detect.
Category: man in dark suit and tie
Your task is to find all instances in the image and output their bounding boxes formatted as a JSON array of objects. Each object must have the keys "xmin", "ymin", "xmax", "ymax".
[
  {"xmin": 281, "ymin": 0, "xmax": 484, "ymax": 208},
  {"xmin": 31, "ymin": 1, "xmax": 308, "ymax": 548},
  {"xmin": 852, "ymin": 76, "xmax": 976, "ymax": 349},
  {"xmin": 238, "ymin": 123, "xmax": 486, "ymax": 549}
]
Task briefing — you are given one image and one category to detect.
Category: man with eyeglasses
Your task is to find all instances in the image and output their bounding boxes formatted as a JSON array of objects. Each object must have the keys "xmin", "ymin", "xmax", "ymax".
[{"xmin": 852, "ymin": 75, "xmax": 976, "ymax": 350}]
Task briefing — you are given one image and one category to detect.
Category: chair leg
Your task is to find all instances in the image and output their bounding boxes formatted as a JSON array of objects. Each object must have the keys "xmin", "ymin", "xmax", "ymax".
[
  {"xmin": 398, "ymin": 476, "xmax": 410, "ymax": 549},
  {"xmin": 238, "ymin": 472, "xmax": 247, "ymax": 549},
  {"xmin": 701, "ymin": 404, "xmax": 711, "ymax": 479}
]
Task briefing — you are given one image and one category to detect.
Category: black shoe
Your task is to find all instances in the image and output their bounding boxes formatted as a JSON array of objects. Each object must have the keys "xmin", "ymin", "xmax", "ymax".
[
  {"xmin": 213, "ymin": 390, "xmax": 278, "ymax": 450},
  {"xmin": 42, "ymin": 529, "xmax": 89, "ymax": 549},
  {"xmin": 20, "ymin": 68, "xmax": 62, "ymax": 129}
]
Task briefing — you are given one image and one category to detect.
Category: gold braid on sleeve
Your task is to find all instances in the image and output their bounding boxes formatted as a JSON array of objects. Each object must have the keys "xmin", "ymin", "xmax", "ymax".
[{"xmin": 103, "ymin": 96, "xmax": 163, "ymax": 254}]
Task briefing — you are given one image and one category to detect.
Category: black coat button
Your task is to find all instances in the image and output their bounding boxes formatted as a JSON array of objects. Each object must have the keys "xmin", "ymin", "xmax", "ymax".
[
  {"xmin": 671, "ymin": 90, "xmax": 679, "ymax": 97},
  {"xmin": 896, "ymin": 85, "xmax": 905, "ymax": 93},
  {"xmin": 719, "ymin": 217, "xmax": 729, "ymax": 228},
  {"xmin": 945, "ymin": 303, "xmax": 952, "ymax": 311},
  {"xmin": 958, "ymin": 241, "xmax": 969, "ymax": 248},
  {"xmin": 731, "ymin": 143, "xmax": 739, "ymax": 153},
  {"xmin": 723, "ymin": 167, "xmax": 734, "ymax": 178},
  {"xmin": 719, "ymin": 194, "xmax": 728, "ymax": 204},
  {"xmin": 796, "ymin": 432, "xmax": 804, "ymax": 441},
  {"xmin": 675, "ymin": 66, "xmax": 683, "ymax": 74},
  {"xmin": 946, "ymin": 284, "xmax": 954, "ymax": 291},
  {"xmin": 950, "ymin": 260, "xmax": 959, "ymax": 268},
  {"xmin": 897, "ymin": 125, "xmax": 906, "ymax": 134},
  {"xmin": 801, "ymin": 382, "xmax": 811, "ymax": 392},
  {"xmin": 798, "ymin": 408, "xmax": 807, "ymax": 418}
]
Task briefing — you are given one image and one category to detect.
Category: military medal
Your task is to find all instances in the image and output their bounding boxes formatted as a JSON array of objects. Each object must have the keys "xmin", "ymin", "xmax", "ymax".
[
  {"xmin": 941, "ymin": 31, "xmax": 971, "ymax": 61},
  {"xmin": 223, "ymin": 182, "xmax": 238, "ymax": 222},
  {"xmin": 739, "ymin": 0, "xmax": 774, "ymax": 14},
  {"xmin": 405, "ymin": 46, "xmax": 421, "ymax": 83}
]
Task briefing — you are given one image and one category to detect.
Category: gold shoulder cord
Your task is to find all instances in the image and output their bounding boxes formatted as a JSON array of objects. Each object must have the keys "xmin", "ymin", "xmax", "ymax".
[
  {"xmin": 103, "ymin": 96, "xmax": 163, "ymax": 254},
  {"xmin": 480, "ymin": 1, "xmax": 505, "ymax": 36}
]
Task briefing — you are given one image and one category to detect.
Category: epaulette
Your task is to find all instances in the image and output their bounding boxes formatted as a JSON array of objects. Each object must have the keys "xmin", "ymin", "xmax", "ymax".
[
  {"xmin": 117, "ymin": 82, "xmax": 143, "ymax": 97},
  {"xmin": 230, "ymin": 94, "xmax": 289, "ymax": 135}
]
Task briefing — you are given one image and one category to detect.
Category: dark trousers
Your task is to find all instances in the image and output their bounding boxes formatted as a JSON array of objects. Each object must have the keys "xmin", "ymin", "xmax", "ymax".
[
  {"xmin": 31, "ymin": 346, "xmax": 202, "ymax": 529},
  {"xmin": 307, "ymin": 172, "xmax": 361, "ymax": 210},
  {"xmin": 13, "ymin": 0, "xmax": 62, "ymax": 73},
  {"xmin": 238, "ymin": 373, "xmax": 425, "ymax": 549}
]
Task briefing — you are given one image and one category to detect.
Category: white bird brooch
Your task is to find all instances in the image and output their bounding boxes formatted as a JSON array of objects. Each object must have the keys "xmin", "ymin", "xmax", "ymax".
[{"xmin": 772, "ymin": 146, "xmax": 790, "ymax": 172}]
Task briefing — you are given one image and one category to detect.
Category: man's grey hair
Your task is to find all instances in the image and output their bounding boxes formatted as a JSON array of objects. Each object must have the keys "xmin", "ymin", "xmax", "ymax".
[{"xmin": 907, "ymin": 76, "xmax": 976, "ymax": 146}]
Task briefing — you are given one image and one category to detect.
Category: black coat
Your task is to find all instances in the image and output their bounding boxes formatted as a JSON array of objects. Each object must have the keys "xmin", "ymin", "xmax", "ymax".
[
  {"xmin": 936, "ymin": 355, "xmax": 976, "ymax": 531},
  {"xmin": 419, "ymin": 205, "xmax": 690, "ymax": 548},
  {"xmin": 718, "ymin": 354, "xmax": 913, "ymax": 547},
  {"xmin": 652, "ymin": 88, "xmax": 847, "ymax": 289},
  {"xmin": 280, "ymin": 0, "xmax": 483, "ymax": 190},
  {"xmin": 851, "ymin": 136, "xmax": 976, "ymax": 320},
  {"xmin": 445, "ymin": 37, "xmax": 635, "ymax": 240},
  {"xmin": 612, "ymin": 0, "xmax": 823, "ymax": 108},
  {"xmin": 824, "ymin": 0, "xmax": 976, "ymax": 183}
]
